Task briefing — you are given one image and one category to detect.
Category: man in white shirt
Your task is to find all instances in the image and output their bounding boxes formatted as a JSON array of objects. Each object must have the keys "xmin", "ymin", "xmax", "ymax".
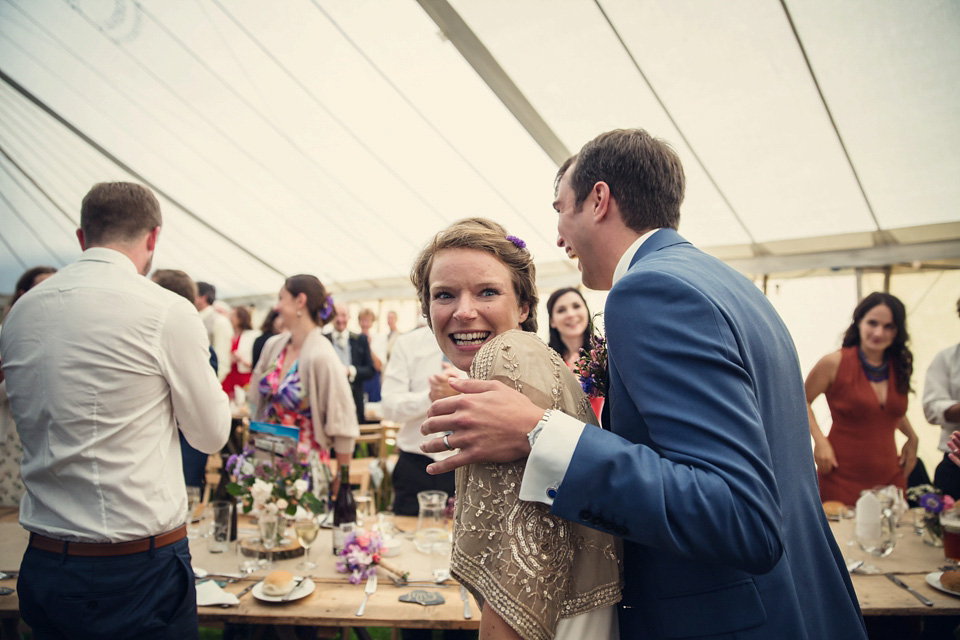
[
  {"xmin": 381, "ymin": 325, "xmax": 462, "ymax": 515},
  {"xmin": 196, "ymin": 280, "xmax": 233, "ymax": 382},
  {"xmin": 926, "ymin": 296, "xmax": 960, "ymax": 496},
  {"xmin": 0, "ymin": 182, "xmax": 230, "ymax": 639}
]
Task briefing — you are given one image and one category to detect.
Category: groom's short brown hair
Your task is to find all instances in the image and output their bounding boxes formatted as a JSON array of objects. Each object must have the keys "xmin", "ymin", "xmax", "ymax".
[{"xmin": 568, "ymin": 129, "xmax": 684, "ymax": 233}]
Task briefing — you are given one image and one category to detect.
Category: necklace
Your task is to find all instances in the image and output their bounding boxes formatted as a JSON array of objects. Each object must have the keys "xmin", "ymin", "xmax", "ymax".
[{"xmin": 858, "ymin": 348, "xmax": 889, "ymax": 382}]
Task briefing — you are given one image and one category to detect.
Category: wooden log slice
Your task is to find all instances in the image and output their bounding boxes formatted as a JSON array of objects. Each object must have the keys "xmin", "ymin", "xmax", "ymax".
[{"xmin": 239, "ymin": 536, "xmax": 305, "ymax": 560}]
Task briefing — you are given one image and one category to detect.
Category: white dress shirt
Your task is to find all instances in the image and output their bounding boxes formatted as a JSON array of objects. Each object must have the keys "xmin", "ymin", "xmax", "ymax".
[
  {"xmin": 200, "ymin": 305, "xmax": 233, "ymax": 381},
  {"xmin": 519, "ymin": 229, "xmax": 658, "ymax": 505},
  {"xmin": 0, "ymin": 248, "xmax": 231, "ymax": 542},
  {"xmin": 924, "ymin": 343, "xmax": 960, "ymax": 451},
  {"xmin": 330, "ymin": 330, "xmax": 358, "ymax": 381},
  {"xmin": 381, "ymin": 326, "xmax": 463, "ymax": 461}
]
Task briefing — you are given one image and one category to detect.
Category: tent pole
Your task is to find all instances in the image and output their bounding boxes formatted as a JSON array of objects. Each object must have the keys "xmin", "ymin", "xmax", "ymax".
[
  {"xmin": 883, "ymin": 266, "xmax": 892, "ymax": 293},
  {"xmin": 855, "ymin": 268, "xmax": 863, "ymax": 301}
]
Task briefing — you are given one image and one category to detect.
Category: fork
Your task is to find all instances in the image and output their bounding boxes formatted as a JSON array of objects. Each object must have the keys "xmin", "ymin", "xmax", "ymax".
[{"xmin": 356, "ymin": 573, "xmax": 378, "ymax": 616}]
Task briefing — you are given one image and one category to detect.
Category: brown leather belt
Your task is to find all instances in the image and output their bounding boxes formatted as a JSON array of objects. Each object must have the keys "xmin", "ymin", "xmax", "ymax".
[{"xmin": 29, "ymin": 524, "xmax": 187, "ymax": 557}]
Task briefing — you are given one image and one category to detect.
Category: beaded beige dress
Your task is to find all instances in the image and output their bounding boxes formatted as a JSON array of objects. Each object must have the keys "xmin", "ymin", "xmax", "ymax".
[{"xmin": 452, "ymin": 330, "xmax": 622, "ymax": 640}]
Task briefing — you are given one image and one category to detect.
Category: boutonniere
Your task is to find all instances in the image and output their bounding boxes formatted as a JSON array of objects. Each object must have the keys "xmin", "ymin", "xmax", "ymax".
[{"xmin": 574, "ymin": 314, "xmax": 607, "ymax": 399}]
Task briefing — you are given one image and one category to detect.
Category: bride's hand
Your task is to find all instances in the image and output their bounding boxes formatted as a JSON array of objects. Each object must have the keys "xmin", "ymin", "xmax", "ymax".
[
  {"xmin": 420, "ymin": 378, "xmax": 545, "ymax": 475},
  {"xmin": 428, "ymin": 364, "xmax": 460, "ymax": 401}
]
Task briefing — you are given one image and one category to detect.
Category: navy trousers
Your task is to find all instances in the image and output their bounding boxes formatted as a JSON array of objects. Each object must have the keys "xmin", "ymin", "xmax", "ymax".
[
  {"xmin": 18, "ymin": 537, "xmax": 198, "ymax": 640},
  {"xmin": 391, "ymin": 450, "xmax": 456, "ymax": 517}
]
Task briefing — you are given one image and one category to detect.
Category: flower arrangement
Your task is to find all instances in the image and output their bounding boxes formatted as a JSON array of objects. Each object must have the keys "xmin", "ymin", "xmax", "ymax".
[
  {"xmin": 907, "ymin": 484, "xmax": 955, "ymax": 542},
  {"xmin": 336, "ymin": 529, "xmax": 383, "ymax": 584},
  {"xmin": 226, "ymin": 445, "xmax": 326, "ymax": 517},
  {"xmin": 573, "ymin": 314, "xmax": 607, "ymax": 399}
]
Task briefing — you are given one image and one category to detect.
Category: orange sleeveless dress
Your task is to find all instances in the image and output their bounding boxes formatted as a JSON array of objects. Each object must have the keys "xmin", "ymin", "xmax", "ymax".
[{"xmin": 818, "ymin": 346, "xmax": 907, "ymax": 505}]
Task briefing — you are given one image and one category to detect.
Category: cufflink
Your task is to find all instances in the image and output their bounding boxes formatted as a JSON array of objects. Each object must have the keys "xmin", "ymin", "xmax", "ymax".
[{"xmin": 546, "ymin": 485, "xmax": 558, "ymax": 500}]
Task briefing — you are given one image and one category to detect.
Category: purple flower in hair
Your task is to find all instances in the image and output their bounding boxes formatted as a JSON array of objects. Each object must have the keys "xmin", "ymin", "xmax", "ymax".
[
  {"xmin": 506, "ymin": 235, "xmax": 526, "ymax": 250},
  {"xmin": 320, "ymin": 295, "xmax": 334, "ymax": 321}
]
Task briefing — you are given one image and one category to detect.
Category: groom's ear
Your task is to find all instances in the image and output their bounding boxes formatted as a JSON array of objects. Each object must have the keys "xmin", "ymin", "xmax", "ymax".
[{"xmin": 591, "ymin": 181, "xmax": 612, "ymax": 222}]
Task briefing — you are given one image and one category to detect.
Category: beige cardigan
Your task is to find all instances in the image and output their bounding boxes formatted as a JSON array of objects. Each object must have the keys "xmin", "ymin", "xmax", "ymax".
[{"xmin": 249, "ymin": 328, "xmax": 359, "ymax": 455}]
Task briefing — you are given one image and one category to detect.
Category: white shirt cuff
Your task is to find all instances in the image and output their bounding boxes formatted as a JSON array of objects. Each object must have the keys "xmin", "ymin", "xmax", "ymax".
[
  {"xmin": 347, "ymin": 365, "xmax": 357, "ymax": 382},
  {"xmin": 518, "ymin": 411, "xmax": 585, "ymax": 505}
]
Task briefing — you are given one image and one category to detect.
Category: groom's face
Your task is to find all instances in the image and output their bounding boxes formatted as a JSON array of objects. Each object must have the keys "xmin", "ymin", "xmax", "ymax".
[{"xmin": 554, "ymin": 166, "xmax": 601, "ymax": 289}]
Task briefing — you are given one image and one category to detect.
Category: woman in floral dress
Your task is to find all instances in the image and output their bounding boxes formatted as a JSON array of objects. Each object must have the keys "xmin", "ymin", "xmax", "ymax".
[{"xmin": 250, "ymin": 275, "xmax": 359, "ymax": 477}]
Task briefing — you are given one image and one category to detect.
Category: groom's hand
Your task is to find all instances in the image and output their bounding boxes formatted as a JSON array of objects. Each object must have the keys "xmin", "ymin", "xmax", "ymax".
[{"xmin": 420, "ymin": 378, "xmax": 544, "ymax": 475}]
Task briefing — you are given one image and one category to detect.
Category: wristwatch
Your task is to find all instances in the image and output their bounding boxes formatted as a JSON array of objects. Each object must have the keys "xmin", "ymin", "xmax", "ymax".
[{"xmin": 527, "ymin": 409, "xmax": 553, "ymax": 449}]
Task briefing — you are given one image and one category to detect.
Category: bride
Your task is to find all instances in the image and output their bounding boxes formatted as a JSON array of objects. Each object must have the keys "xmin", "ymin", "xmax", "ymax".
[{"xmin": 410, "ymin": 218, "xmax": 621, "ymax": 640}]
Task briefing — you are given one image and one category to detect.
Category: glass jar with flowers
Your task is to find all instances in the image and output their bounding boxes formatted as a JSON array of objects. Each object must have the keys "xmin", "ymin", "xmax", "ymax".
[
  {"xmin": 906, "ymin": 484, "xmax": 954, "ymax": 547},
  {"xmin": 226, "ymin": 444, "xmax": 328, "ymax": 545}
]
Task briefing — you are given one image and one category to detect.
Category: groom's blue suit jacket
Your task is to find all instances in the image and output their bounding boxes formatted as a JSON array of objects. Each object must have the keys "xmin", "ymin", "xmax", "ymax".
[{"xmin": 552, "ymin": 229, "xmax": 866, "ymax": 639}]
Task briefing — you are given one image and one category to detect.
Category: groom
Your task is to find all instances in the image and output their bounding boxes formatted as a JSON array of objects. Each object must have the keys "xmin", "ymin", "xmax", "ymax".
[{"xmin": 421, "ymin": 129, "xmax": 866, "ymax": 638}]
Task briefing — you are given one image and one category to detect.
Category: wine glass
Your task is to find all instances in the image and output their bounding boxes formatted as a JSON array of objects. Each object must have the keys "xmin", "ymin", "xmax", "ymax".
[
  {"xmin": 294, "ymin": 516, "xmax": 320, "ymax": 571},
  {"xmin": 258, "ymin": 513, "xmax": 279, "ymax": 569}
]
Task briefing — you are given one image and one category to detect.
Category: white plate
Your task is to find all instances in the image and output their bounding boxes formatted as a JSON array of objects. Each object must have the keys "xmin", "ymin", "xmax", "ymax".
[
  {"xmin": 925, "ymin": 572, "xmax": 960, "ymax": 597},
  {"xmin": 253, "ymin": 578, "xmax": 315, "ymax": 603}
]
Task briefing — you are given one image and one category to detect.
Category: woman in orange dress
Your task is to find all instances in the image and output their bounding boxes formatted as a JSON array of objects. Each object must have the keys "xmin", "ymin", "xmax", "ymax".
[
  {"xmin": 546, "ymin": 287, "xmax": 604, "ymax": 418},
  {"xmin": 805, "ymin": 292, "xmax": 918, "ymax": 506}
]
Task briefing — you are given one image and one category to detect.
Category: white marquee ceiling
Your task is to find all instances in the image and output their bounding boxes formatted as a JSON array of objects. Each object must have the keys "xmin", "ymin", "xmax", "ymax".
[{"xmin": 1, "ymin": 0, "xmax": 958, "ymax": 299}]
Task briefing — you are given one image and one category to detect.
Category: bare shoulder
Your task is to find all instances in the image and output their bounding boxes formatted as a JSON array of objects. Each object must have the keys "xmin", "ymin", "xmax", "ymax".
[
  {"xmin": 816, "ymin": 350, "xmax": 843, "ymax": 373},
  {"xmin": 805, "ymin": 350, "xmax": 842, "ymax": 397}
]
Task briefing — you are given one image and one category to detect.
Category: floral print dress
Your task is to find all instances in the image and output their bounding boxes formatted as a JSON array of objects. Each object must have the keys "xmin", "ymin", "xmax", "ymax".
[{"xmin": 258, "ymin": 349, "xmax": 317, "ymax": 452}]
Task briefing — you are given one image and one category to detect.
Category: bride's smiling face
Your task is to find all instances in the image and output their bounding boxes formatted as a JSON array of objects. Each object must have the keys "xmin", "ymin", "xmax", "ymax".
[{"xmin": 428, "ymin": 248, "xmax": 529, "ymax": 372}]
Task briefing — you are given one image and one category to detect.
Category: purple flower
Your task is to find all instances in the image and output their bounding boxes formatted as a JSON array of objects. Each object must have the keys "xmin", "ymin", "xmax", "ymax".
[
  {"xmin": 921, "ymin": 493, "xmax": 945, "ymax": 514},
  {"xmin": 275, "ymin": 459, "xmax": 293, "ymax": 477},
  {"xmin": 506, "ymin": 235, "xmax": 526, "ymax": 250}
]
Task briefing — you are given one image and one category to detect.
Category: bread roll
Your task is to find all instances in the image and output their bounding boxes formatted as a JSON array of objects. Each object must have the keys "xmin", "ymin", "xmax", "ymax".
[
  {"xmin": 262, "ymin": 570, "xmax": 295, "ymax": 596},
  {"xmin": 941, "ymin": 569, "xmax": 960, "ymax": 592},
  {"xmin": 822, "ymin": 501, "xmax": 846, "ymax": 519}
]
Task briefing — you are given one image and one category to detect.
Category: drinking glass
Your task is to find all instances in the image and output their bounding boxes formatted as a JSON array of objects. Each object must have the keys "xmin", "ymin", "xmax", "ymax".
[
  {"xmin": 186, "ymin": 486, "xmax": 201, "ymax": 539},
  {"xmin": 855, "ymin": 489, "xmax": 896, "ymax": 557},
  {"xmin": 258, "ymin": 513, "xmax": 279, "ymax": 569},
  {"xmin": 431, "ymin": 536, "xmax": 453, "ymax": 583},
  {"xmin": 237, "ymin": 534, "xmax": 259, "ymax": 575},
  {"xmin": 294, "ymin": 516, "xmax": 320, "ymax": 571},
  {"xmin": 942, "ymin": 510, "xmax": 960, "ymax": 561},
  {"xmin": 207, "ymin": 500, "xmax": 233, "ymax": 553}
]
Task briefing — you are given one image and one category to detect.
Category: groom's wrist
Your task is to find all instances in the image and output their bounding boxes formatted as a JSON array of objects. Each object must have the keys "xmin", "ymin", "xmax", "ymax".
[{"xmin": 526, "ymin": 409, "xmax": 553, "ymax": 451}]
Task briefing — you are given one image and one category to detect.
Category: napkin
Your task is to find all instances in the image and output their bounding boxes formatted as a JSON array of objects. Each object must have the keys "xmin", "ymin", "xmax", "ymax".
[{"xmin": 196, "ymin": 580, "xmax": 240, "ymax": 607}]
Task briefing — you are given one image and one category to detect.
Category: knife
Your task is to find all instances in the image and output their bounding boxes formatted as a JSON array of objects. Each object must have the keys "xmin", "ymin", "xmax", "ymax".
[
  {"xmin": 282, "ymin": 575, "xmax": 312, "ymax": 602},
  {"xmin": 460, "ymin": 585, "xmax": 472, "ymax": 619},
  {"xmin": 885, "ymin": 573, "xmax": 934, "ymax": 607}
]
